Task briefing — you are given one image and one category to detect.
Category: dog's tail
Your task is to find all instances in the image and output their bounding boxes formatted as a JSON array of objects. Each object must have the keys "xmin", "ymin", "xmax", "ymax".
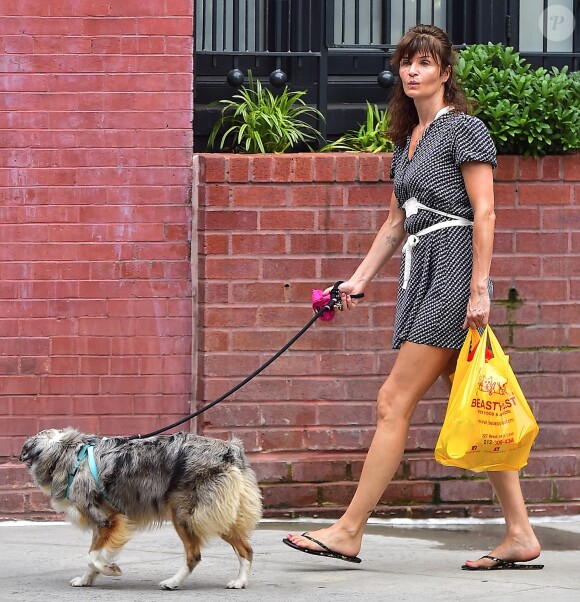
[
  {"xmin": 234, "ymin": 465, "xmax": 263, "ymax": 534},
  {"xmin": 229, "ymin": 437, "xmax": 262, "ymax": 526},
  {"xmin": 191, "ymin": 465, "xmax": 262, "ymax": 542}
]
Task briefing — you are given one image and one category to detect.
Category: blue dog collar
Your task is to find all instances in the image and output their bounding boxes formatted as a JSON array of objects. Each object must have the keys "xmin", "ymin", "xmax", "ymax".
[{"xmin": 65, "ymin": 444, "xmax": 107, "ymax": 499}]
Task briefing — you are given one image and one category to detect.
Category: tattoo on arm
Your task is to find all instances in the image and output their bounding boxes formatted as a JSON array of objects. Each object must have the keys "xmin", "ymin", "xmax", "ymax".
[{"xmin": 384, "ymin": 235, "xmax": 399, "ymax": 247}]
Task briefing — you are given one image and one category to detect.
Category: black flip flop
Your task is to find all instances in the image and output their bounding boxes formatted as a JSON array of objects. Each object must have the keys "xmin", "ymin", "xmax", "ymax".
[
  {"xmin": 282, "ymin": 532, "xmax": 362, "ymax": 564},
  {"xmin": 462, "ymin": 555, "xmax": 544, "ymax": 571}
]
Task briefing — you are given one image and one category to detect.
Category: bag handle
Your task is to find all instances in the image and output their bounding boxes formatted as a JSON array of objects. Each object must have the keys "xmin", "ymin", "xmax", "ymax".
[
  {"xmin": 448, "ymin": 328, "xmax": 486, "ymax": 398},
  {"xmin": 458, "ymin": 328, "xmax": 480, "ymax": 364},
  {"xmin": 485, "ymin": 325, "xmax": 510, "ymax": 370}
]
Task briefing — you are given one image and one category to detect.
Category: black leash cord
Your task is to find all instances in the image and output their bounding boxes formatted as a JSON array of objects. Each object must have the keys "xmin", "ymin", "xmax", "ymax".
[
  {"xmin": 127, "ymin": 282, "xmax": 363, "ymax": 440},
  {"xmin": 128, "ymin": 302, "xmax": 333, "ymax": 440}
]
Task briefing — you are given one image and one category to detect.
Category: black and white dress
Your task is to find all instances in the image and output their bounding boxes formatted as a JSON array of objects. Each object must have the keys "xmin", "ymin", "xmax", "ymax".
[{"xmin": 389, "ymin": 110, "xmax": 497, "ymax": 350}]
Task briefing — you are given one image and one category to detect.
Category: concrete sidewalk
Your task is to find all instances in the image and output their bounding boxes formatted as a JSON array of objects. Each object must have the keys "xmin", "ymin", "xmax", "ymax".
[{"xmin": 1, "ymin": 517, "xmax": 579, "ymax": 601}]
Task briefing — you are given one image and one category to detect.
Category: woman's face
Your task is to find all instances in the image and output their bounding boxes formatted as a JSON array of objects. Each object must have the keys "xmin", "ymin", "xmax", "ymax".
[{"xmin": 399, "ymin": 52, "xmax": 449, "ymax": 101}]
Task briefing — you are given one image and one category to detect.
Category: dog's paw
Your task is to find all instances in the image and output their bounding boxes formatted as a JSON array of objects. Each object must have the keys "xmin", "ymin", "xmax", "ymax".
[
  {"xmin": 95, "ymin": 562, "xmax": 122, "ymax": 577},
  {"xmin": 70, "ymin": 574, "xmax": 96, "ymax": 587},
  {"xmin": 159, "ymin": 578, "xmax": 181, "ymax": 590},
  {"xmin": 226, "ymin": 578, "xmax": 247, "ymax": 589}
]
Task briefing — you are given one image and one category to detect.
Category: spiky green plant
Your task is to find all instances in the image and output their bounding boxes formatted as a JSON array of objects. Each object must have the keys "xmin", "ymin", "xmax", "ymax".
[
  {"xmin": 207, "ymin": 71, "xmax": 324, "ymax": 153},
  {"xmin": 321, "ymin": 102, "xmax": 393, "ymax": 153}
]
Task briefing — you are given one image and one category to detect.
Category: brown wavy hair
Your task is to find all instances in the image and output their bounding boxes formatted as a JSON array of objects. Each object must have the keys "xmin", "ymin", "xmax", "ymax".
[{"xmin": 387, "ymin": 24, "xmax": 471, "ymax": 146}]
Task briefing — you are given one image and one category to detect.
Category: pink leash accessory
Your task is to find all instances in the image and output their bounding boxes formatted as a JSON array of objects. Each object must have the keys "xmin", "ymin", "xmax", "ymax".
[{"xmin": 312, "ymin": 281, "xmax": 364, "ymax": 321}]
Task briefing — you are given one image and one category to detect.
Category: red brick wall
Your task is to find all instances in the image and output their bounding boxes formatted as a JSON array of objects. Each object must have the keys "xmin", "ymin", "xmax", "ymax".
[
  {"xmin": 196, "ymin": 153, "xmax": 580, "ymax": 518},
  {"xmin": 0, "ymin": 2, "xmax": 193, "ymax": 515},
  {"xmin": 0, "ymin": 0, "xmax": 578, "ymax": 520}
]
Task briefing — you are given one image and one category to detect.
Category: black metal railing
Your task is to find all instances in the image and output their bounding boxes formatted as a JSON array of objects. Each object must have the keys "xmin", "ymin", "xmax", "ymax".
[
  {"xmin": 195, "ymin": 0, "xmax": 331, "ymax": 143},
  {"xmin": 196, "ymin": 0, "xmax": 315, "ymax": 53},
  {"xmin": 193, "ymin": 0, "xmax": 579, "ymax": 150},
  {"xmin": 327, "ymin": 0, "xmax": 450, "ymax": 48},
  {"xmin": 195, "ymin": 0, "xmax": 454, "ymax": 53}
]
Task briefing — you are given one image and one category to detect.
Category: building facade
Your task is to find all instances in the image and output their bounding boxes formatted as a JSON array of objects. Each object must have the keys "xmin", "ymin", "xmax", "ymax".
[
  {"xmin": 0, "ymin": 1, "xmax": 579, "ymax": 519},
  {"xmin": 194, "ymin": 0, "xmax": 580, "ymax": 148}
]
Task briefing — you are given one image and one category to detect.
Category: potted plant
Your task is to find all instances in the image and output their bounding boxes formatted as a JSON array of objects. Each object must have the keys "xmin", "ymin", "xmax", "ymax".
[
  {"xmin": 207, "ymin": 71, "xmax": 324, "ymax": 153},
  {"xmin": 321, "ymin": 101, "xmax": 394, "ymax": 153}
]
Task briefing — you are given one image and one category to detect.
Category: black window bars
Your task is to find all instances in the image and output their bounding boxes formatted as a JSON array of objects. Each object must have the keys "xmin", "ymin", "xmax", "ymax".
[{"xmin": 194, "ymin": 1, "xmax": 579, "ymax": 146}]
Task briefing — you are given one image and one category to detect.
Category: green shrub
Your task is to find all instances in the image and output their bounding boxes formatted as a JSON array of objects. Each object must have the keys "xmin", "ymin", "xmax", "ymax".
[
  {"xmin": 320, "ymin": 102, "xmax": 393, "ymax": 153},
  {"xmin": 457, "ymin": 43, "xmax": 580, "ymax": 157},
  {"xmin": 207, "ymin": 71, "xmax": 323, "ymax": 153}
]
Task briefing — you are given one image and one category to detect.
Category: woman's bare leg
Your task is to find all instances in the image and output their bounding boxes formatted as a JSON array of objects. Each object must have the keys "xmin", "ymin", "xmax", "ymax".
[
  {"xmin": 438, "ymin": 354, "xmax": 541, "ymax": 567},
  {"xmin": 463, "ymin": 471, "xmax": 541, "ymax": 567},
  {"xmin": 286, "ymin": 342, "xmax": 456, "ymax": 557}
]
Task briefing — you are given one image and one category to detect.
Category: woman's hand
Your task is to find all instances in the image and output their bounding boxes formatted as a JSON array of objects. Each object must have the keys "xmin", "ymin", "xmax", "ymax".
[
  {"xmin": 463, "ymin": 290, "xmax": 490, "ymax": 330},
  {"xmin": 323, "ymin": 280, "xmax": 365, "ymax": 312}
]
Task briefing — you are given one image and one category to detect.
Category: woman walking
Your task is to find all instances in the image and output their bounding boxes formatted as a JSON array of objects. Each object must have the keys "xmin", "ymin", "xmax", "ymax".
[{"xmin": 284, "ymin": 25, "xmax": 542, "ymax": 571}]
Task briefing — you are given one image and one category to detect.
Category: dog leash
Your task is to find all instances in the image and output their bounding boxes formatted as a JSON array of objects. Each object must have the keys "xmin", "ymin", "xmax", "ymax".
[{"xmin": 127, "ymin": 282, "xmax": 363, "ymax": 440}]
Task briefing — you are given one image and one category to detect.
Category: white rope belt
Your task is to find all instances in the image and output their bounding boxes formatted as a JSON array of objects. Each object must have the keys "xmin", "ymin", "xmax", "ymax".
[{"xmin": 401, "ymin": 197, "xmax": 473, "ymax": 290}]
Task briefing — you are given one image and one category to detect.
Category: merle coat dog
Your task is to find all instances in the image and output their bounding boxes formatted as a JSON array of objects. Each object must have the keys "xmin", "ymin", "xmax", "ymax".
[{"xmin": 19, "ymin": 428, "xmax": 262, "ymax": 590}]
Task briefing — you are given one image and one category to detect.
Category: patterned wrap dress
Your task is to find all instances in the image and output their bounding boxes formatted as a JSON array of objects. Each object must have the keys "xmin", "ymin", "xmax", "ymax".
[{"xmin": 389, "ymin": 111, "xmax": 497, "ymax": 350}]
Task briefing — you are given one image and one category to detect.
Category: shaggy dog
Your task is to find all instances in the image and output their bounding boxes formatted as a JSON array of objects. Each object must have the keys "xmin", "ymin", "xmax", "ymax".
[{"xmin": 19, "ymin": 428, "xmax": 262, "ymax": 590}]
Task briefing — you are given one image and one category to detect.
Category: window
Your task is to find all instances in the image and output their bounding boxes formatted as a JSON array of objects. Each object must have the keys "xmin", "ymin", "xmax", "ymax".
[
  {"xmin": 389, "ymin": 0, "xmax": 446, "ymax": 44},
  {"xmin": 195, "ymin": 0, "xmax": 267, "ymax": 52},
  {"xmin": 196, "ymin": 0, "xmax": 448, "ymax": 52},
  {"xmin": 333, "ymin": 0, "xmax": 447, "ymax": 47},
  {"xmin": 519, "ymin": 0, "xmax": 575, "ymax": 53}
]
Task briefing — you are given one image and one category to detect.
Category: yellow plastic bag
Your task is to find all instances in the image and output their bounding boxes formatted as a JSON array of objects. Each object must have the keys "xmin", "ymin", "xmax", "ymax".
[{"xmin": 435, "ymin": 326, "xmax": 539, "ymax": 472}]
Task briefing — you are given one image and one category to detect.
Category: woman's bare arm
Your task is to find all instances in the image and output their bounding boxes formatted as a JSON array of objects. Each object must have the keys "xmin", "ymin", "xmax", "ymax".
[{"xmin": 461, "ymin": 161, "xmax": 496, "ymax": 329}]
